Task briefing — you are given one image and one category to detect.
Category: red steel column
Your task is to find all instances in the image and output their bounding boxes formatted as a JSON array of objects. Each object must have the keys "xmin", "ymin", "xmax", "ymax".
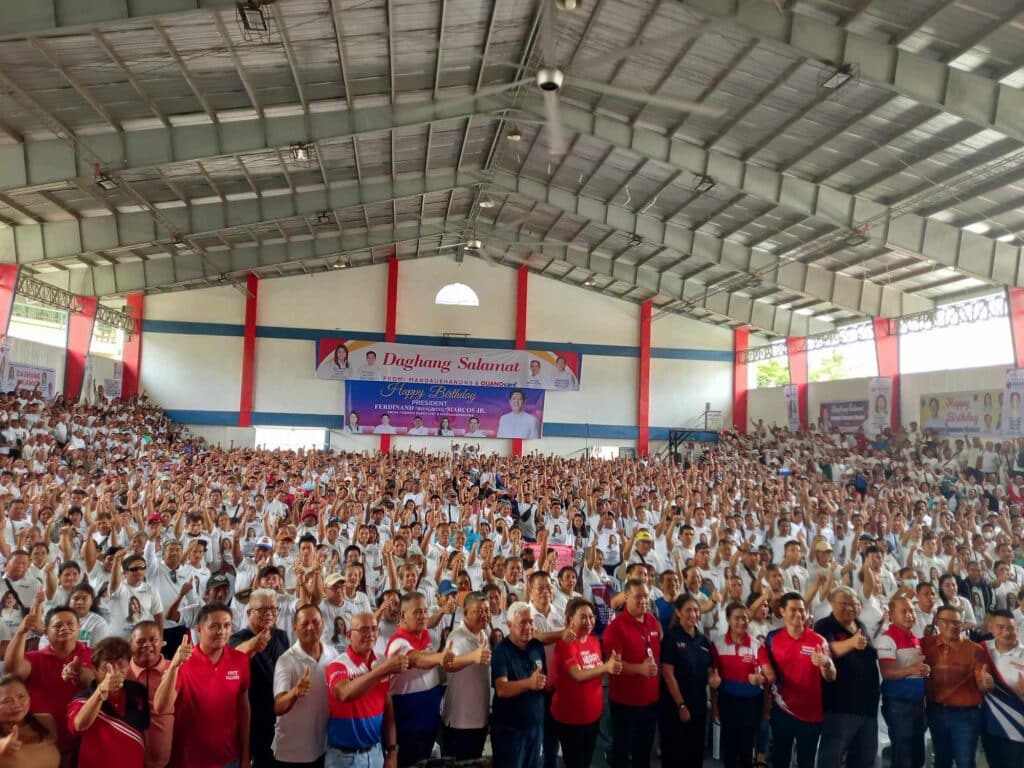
[
  {"xmin": 638, "ymin": 300, "xmax": 652, "ymax": 456},
  {"xmin": 380, "ymin": 256, "xmax": 399, "ymax": 452},
  {"xmin": 873, "ymin": 317, "xmax": 901, "ymax": 431},
  {"xmin": 733, "ymin": 327, "xmax": 749, "ymax": 433},
  {"xmin": 65, "ymin": 296, "xmax": 99, "ymax": 400},
  {"xmin": 121, "ymin": 293, "xmax": 144, "ymax": 401},
  {"xmin": 0, "ymin": 266, "xmax": 20, "ymax": 344},
  {"xmin": 1008, "ymin": 288, "xmax": 1024, "ymax": 368},
  {"xmin": 238, "ymin": 273, "xmax": 259, "ymax": 427},
  {"xmin": 786, "ymin": 337, "xmax": 808, "ymax": 431},
  {"xmin": 512, "ymin": 266, "xmax": 528, "ymax": 457}
]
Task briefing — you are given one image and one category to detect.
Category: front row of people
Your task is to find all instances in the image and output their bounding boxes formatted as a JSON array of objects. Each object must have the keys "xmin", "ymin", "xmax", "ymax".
[{"xmin": 0, "ymin": 580, "xmax": 1021, "ymax": 768}]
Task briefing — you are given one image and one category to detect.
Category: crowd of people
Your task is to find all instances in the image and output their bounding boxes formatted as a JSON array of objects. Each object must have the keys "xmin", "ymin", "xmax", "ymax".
[{"xmin": 0, "ymin": 385, "xmax": 1020, "ymax": 768}]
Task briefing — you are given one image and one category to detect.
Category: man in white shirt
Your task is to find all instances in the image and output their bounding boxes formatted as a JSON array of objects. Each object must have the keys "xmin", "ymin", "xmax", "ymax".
[
  {"xmin": 373, "ymin": 414, "xmax": 397, "ymax": 435},
  {"xmin": 107, "ymin": 551, "xmax": 164, "ymax": 638},
  {"xmin": 408, "ymin": 416, "xmax": 430, "ymax": 436},
  {"xmin": 440, "ymin": 591, "xmax": 493, "ymax": 760},
  {"xmin": 496, "ymin": 389, "xmax": 540, "ymax": 439}
]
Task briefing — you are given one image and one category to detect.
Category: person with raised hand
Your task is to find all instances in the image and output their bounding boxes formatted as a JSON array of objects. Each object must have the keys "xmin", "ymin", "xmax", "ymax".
[
  {"xmin": 0, "ymin": 673, "xmax": 59, "ymax": 768},
  {"xmin": 272, "ymin": 604, "xmax": 336, "ymax": 767},
  {"xmin": 552, "ymin": 597, "xmax": 621, "ymax": 768},
  {"xmin": 69, "ymin": 636, "xmax": 150, "ymax": 768},
  {"xmin": 877, "ymin": 596, "xmax": 930, "ymax": 768}
]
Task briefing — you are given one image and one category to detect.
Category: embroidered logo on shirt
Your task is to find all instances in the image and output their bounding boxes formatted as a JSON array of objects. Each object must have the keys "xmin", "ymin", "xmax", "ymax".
[{"xmin": 226, "ymin": 670, "xmax": 241, "ymax": 681}]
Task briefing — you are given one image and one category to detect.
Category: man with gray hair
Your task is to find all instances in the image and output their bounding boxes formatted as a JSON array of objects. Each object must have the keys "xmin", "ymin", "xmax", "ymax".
[
  {"xmin": 813, "ymin": 585, "xmax": 880, "ymax": 768},
  {"xmin": 440, "ymin": 591, "xmax": 493, "ymax": 760},
  {"xmin": 491, "ymin": 602, "xmax": 547, "ymax": 768}
]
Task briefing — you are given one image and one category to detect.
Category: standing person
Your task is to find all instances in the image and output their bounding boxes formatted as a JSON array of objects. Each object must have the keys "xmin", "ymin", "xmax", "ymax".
[
  {"xmin": 154, "ymin": 603, "xmax": 251, "ymax": 768},
  {"xmin": 490, "ymin": 602, "xmax": 547, "ymax": 768},
  {"xmin": 711, "ymin": 603, "xmax": 775, "ymax": 768},
  {"xmin": 439, "ymin": 591, "xmax": 492, "ymax": 760},
  {"xmin": 920, "ymin": 605, "xmax": 995, "ymax": 768},
  {"xmin": 526, "ymin": 570, "xmax": 566, "ymax": 768},
  {"xmin": 602, "ymin": 579, "xmax": 662, "ymax": 768},
  {"xmin": 813, "ymin": 586, "xmax": 880, "ymax": 768},
  {"xmin": 229, "ymin": 588, "xmax": 291, "ymax": 768},
  {"xmin": 980, "ymin": 610, "xmax": 1024, "ymax": 765},
  {"xmin": 765, "ymin": 592, "xmax": 836, "ymax": 768},
  {"xmin": 0, "ymin": 673, "xmax": 60, "ymax": 768},
  {"xmin": 273, "ymin": 605, "xmax": 337, "ymax": 768},
  {"xmin": 325, "ymin": 612, "xmax": 407, "ymax": 768},
  {"xmin": 877, "ymin": 596, "xmax": 931, "ymax": 768},
  {"xmin": 128, "ymin": 621, "xmax": 175, "ymax": 768},
  {"xmin": 658, "ymin": 594, "xmax": 721, "ymax": 768},
  {"xmin": 3, "ymin": 602, "xmax": 93, "ymax": 758},
  {"xmin": 68, "ymin": 637, "xmax": 151, "ymax": 768},
  {"xmin": 384, "ymin": 592, "xmax": 449, "ymax": 767},
  {"xmin": 551, "ymin": 598, "xmax": 621, "ymax": 768}
]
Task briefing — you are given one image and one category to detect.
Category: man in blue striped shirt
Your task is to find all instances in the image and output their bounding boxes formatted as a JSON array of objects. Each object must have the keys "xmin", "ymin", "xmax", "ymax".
[{"xmin": 981, "ymin": 611, "xmax": 1024, "ymax": 767}]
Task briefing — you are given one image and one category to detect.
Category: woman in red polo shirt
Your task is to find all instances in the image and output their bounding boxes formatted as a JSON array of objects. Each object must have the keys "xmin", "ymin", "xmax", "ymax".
[
  {"xmin": 68, "ymin": 637, "xmax": 150, "ymax": 768},
  {"xmin": 551, "ymin": 598, "xmax": 622, "ymax": 768},
  {"xmin": 711, "ymin": 602, "xmax": 775, "ymax": 768}
]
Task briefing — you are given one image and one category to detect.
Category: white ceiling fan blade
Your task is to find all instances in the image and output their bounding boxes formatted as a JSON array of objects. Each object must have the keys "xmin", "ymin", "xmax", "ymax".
[
  {"xmin": 569, "ymin": 24, "xmax": 709, "ymax": 75},
  {"xmin": 436, "ymin": 243, "xmax": 464, "ymax": 250},
  {"xmin": 543, "ymin": 89, "xmax": 567, "ymax": 157},
  {"xmin": 431, "ymin": 78, "xmax": 531, "ymax": 109},
  {"xmin": 476, "ymin": 244, "xmax": 497, "ymax": 266},
  {"xmin": 571, "ymin": 76, "xmax": 726, "ymax": 117}
]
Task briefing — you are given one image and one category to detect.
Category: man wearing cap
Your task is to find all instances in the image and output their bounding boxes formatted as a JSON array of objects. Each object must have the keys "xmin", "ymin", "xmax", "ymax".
[
  {"xmin": 808, "ymin": 540, "xmax": 840, "ymax": 583},
  {"xmin": 236, "ymin": 536, "xmax": 276, "ymax": 594},
  {"xmin": 621, "ymin": 529, "xmax": 663, "ymax": 576},
  {"xmin": 166, "ymin": 573, "xmax": 233, "ymax": 633}
]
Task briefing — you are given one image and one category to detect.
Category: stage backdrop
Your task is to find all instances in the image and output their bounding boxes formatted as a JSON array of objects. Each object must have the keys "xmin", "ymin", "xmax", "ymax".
[
  {"xmin": 343, "ymin": 381, "xmax": 545, "ymax": 439},
  {"xmin": 316, "ymin": 339, "xmax": 581, "ymax": 390}
]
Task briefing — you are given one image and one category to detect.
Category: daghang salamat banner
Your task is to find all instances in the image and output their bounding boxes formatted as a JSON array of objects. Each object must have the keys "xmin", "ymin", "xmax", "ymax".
[
  {"xmin": 819, "ymin": 400, "xmax": 868, "ymax": 434},
  {"xmin": 344, "ymin": 381, "xmax": 545, "ymax": 439},
  {"xmin": 1, "ymin": 362, "xmax": 57, "ymax": 400},
  {"xmin": 316, "ymin": 339, "xmax": 581, "ymax": 390},
  {"xmin": 920, "ymin": 389, "xmax": 1004, "ymax": 436}
]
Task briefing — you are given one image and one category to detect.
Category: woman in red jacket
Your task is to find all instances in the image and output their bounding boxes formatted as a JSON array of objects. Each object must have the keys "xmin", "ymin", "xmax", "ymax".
[{"xmin": 551, "ymin": 597, "xmax": 622, "ymax": 768}]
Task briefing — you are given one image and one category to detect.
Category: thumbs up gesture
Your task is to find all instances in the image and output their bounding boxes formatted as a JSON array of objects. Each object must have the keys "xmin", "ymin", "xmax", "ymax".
[
  {"xmin": 0, "ymin": 725, "xmax": 21, "ymax": 757},
  {"xmin": 172, "ymin": 633, "xmax": 193, "ymax": 669},
  {"xmin": 850, "ymin": 628, "xmax": 868, "ymax": 651},
  {"xmin": 976, "ymin": 664, "xmax": 995, "ymax": 692},
  {"xmin": 606, "ymin": 650, "xmax": 623, "ymax": 676},
  {"xmin": 709, "ymin": 667, "xmax": 722, "ymax": 690},
  {"xmin": 99, "ymin": 662, "xmax": 124, "ymax": 698},
  {"xmin": 811, "ymin": 646, "xmax": 830, "ymax": 669},
  {"xmin": 530, "ymin": 664, "xmax": 547, "ymax": 690},
  {"xmin": 474, "ymin": 644, "xmax": 492, "ymax": 666},
  {"xmin": 293, "ymin": 666, "xmax": 312, "ymax": 698},
  {"xmin": 643, "ymin": 652, "xmax": 659, "ymax": 677},
  {"xmin": 61, "ymin": 657, "xmax": 82, "ymax": 683},
  {"xmin": 442, "ymin": 643, "xmax": 456, "ymax": 672},
  {"xmin": 386, "ymin": 650, "xmax": 410, "ymax": 674}
]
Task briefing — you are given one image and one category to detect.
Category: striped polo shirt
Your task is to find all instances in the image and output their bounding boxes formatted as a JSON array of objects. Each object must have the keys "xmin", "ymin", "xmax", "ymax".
[
  {"xmin": 326, "ymin": 647, "xmax": 388, "ymax": 750},
  {"xmin": 386, "ymin": 627, "xmax": 442, "ymax": 733},
  {"xmin": 876, "ymin": 625, "xmax": 926, "ymax": 701},
  {"xmin": 983, "ymin": 639, "xmax": 1024, "ymax": 743},
  {"xmin": 712, "ymin": 632, "xmax": 769, "ymax": 698}
]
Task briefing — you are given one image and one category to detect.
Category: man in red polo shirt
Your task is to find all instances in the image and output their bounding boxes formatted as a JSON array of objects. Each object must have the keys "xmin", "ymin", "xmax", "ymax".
[
  {"xmin": 154, "ymin": 602, "xmax": 251, "ymax": 768},
  {"xmin": 602, "ymin": 579, "xmax": 662, "ymax": 768},
  {"xmin": 3, "ymin": 600, "xmax": 94, "ymax": 757},
  {"xmin": 765, "ymin": 592, "xmax": 836, "ymax": 768}
]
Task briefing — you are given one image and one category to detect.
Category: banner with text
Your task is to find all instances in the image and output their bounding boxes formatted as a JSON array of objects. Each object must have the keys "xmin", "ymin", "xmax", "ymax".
[
  {"xmin": 2, "ymin": 362, "xmax": 57, "ymax": 400},
  {"xmin": 868, "ymin": 377, "xmax": 894, "ymax": 436},
  {"xmin": 783, "ymin": 383, "xmax": 800, "ymax": 431},
  {"xmin": 1004, "ymin": 369, "xmax": 1024, "ymax": 437},
  {"xmin": 344, "ymin": 381, "xmax": 545, "ymax": 439},
  {"xmin": 104, "ymin": 361, "xmax": 124, "ymax": 399},
  {"xmin": 920, "ymin": 389, "xmax": 1005, "ymax": 436},
  {"xmin": 819, "ymin": 400, "xmax": 869, "ymax": 434},
  {"xmin": 316, "ymin": 339, "xmax": 581, "ymax": 390}
]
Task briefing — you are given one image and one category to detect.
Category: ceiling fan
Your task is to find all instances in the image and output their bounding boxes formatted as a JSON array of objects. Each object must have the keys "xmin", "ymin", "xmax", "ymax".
[
  {"xmin": 436, "ymin": 231, "xmax": 573, "ymax": 267},
  {"xmin": 441, "ymin": 0, "xmax": 724, "ymax": 158}
]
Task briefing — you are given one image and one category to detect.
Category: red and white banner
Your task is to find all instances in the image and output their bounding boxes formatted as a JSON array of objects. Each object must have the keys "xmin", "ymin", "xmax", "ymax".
[{"xmin": 315, "ymin": 339, "xmax": 582, "ymax": 390}]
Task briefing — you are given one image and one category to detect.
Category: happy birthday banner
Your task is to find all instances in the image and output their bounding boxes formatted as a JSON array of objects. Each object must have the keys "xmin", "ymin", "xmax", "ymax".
[{"xmin": 316, "ymin": 339, "xmax": 581, "ymax": 391}]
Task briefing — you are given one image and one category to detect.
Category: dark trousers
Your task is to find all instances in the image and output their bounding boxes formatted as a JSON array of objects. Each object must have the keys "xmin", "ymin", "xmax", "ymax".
[
  {"xmin": 718, "ymin": 691, "xmax": 762, "ymax": 768},
  {"xmin": 492, "ymin": 722, "xmax": 542, "ymax": 768},
  {"xmin": 927, "ymin": 704, "xmax": 981, "ymax": 768},
  {"xmin": 277, "ymin": 758, "xmax": 325, "ymax": 768},
  {"xmin": 440, "ymin": 725, "xmax": 488, "ymax": 761},
  {"xmin": 609, "ymin": 702, "xmax": 657, "ymax": 768},
  {"xmin": 771, "ymin": 707, "xmax": 821, "ymax": 768},
  {"xmin": 882, "ymin": 697, "xmax": 926, "ymax": 768},
  {"xmin": 816, "ymin": 712, "xmax": 878, "ymax": 768},
  {"xmin": 982, "ymin": 733, "xmax": 1024, "ymax": 767},
  {"xmin": 252, "ymin": 746, "xmax": 280, "ymax": 768},
  {"xmin": 659, "ymin": 705, "xmax": 706, "ymax": 768},
  {"xmin": 556, "ymin": 720, "xmax": 600, "ymax": 768},
  {"xmin": 395, "ymin": 728, "xmax": 437, "ymax": 768},
  {"xmin": 542, "ymin": 690, "xmax": 558, "ymax": 768}
]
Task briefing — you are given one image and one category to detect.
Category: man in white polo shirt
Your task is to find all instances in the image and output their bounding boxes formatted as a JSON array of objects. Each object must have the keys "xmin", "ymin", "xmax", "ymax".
[
  {"xmin": 440, "ymin": 591, "xmax": 493, "ymax": 760},
  {"xmin": 496, "ymin": 390, "xmax": 540, "ymax": 440}
]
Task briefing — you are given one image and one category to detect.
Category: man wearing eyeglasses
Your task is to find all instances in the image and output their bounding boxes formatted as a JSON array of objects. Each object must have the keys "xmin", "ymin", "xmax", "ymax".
[
  {"xmin": 230, "ymin": 588, "xmax": 291, "ymax": 768},
  {"xmin": 108, "ymin": 549, "xmax": 165, "ymax": 638},
  {"xmin": 921, "ymin": 605, "xmax": 996, "ymax": 768},
  {"xmin": 440, "ymin": 591, "xmax": 493, "ymax": 761}
]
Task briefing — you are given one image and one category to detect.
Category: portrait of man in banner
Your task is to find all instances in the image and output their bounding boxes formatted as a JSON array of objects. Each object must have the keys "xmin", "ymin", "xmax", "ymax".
[{"xmin": 496, "ymin": 388, "xmax": 540, "ymax": 439}]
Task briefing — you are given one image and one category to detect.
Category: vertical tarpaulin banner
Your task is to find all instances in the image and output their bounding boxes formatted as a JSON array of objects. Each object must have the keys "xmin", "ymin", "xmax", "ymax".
[
  {"xmin": 104, "ymin": 361, "xmax": 124, "ymax": 399},
  {"xmin": 1005, "ymin": 368, "xmax": 1024, "ymax": 437},
  {"xmin": 783, "ymin": 384, "xmax": 800, "ymax": 431},
  {"xmin": 868, "ymin": 377, "xmax": 894, "ymax": 436},
  {"xmin": 0, "ymin": 338, "xmax": 9, "ymax": 384}
]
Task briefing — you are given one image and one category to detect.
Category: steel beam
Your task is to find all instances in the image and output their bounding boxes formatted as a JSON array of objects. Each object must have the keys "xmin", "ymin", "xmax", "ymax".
[{"xmin": 0, "ymin": 2, "xmax": 237, "ymax": 39}]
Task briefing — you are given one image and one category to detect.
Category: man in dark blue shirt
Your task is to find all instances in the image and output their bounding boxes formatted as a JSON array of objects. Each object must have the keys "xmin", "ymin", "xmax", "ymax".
[{"xmin": 491, "ymin": 601, "xmax": 548, "ymax": 768}]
